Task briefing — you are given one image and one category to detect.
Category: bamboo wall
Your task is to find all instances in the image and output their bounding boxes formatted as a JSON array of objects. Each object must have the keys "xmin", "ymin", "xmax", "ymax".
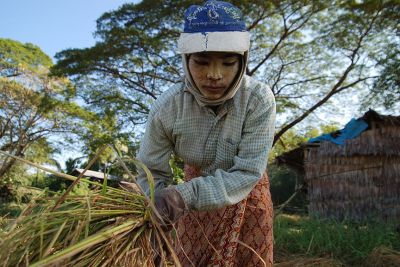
[{"xmin": 304, "ymin": 126, "xmax": 400, "ymax": 222}]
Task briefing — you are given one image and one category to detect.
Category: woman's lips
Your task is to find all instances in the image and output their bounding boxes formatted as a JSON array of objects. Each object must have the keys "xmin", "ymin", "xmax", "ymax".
[{"xmin": 202, "ymin": 85, "xmax": 225, "ymax": 91}]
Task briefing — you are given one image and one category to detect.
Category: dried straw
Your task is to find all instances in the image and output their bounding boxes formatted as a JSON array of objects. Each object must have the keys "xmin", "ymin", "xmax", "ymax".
[
  {"xmin": 0, "ymin": 148, "xmax": 180, "ymax": 267},
  {"xmin": 364, "ymin": 246, "xmax": 400, "ymax": 267},
  {"xmin": 274, "ymin": 257, "xmax": 344, "ymax": 267}
]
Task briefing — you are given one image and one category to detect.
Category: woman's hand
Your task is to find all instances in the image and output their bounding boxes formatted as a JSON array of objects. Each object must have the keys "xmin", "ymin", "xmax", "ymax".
[{"xmin": 154, "ymin": 187, "xmax": 186, "ymax": 226}]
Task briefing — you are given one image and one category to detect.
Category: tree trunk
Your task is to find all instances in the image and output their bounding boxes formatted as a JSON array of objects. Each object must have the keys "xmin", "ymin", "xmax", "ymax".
[{"xmin": 0, "ymin": 184, "xmax": 13, "ymax": 203}]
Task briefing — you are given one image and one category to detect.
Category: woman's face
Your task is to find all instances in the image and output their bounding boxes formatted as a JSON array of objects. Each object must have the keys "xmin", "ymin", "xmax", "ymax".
[{"xmin": 188, "ymin": 52, "xmax": 240, "ymax": 100}]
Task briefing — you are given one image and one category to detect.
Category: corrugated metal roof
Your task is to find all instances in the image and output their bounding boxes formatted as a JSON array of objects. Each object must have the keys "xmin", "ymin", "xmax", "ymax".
[{"xmin": 73, "ymin": 168, "xmax": 120, "ymax": 180}]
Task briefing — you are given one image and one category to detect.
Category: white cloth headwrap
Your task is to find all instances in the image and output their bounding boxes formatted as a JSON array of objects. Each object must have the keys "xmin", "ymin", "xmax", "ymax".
[{"xmin": 177, "ymin": 31, "xmax": 250, "ymax": 55}]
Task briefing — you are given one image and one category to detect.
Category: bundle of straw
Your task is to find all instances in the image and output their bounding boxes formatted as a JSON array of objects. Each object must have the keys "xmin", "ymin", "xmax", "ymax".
[
  {"xmin": 364, "ymin": 246, "xmax": 400, "ymax": 267},
  {"xmin": 0, "ymin": 148, "xmax": 180, "ymax": 267}
]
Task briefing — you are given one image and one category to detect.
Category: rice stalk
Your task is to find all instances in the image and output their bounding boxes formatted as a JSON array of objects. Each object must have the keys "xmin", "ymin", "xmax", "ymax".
[
  {"xmin": 274, "ymin": 257, "xmax": 344, "ymax": 267},
  {"xmin": 52, "ymin": 145, "xmax": 108, "ymax": 211},
  {"xmin": 364, "ymin": 246, "xmax": 400, "ymax": 267},
  {"xmin": 0, "ymin": 148, "xmax": 180, "ymax": 267}
]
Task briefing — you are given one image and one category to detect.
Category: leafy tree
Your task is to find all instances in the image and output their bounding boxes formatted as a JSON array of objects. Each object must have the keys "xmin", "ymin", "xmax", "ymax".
[
  {"xmin": 64, "ymin": 157, "xmax": 83, "ymax": 174},
  {"xmin": 361, "ymin": 46, "xmax": 399, "ymax": 110},
  {"xmin": 270, "ymin": 123, "xmax": 339, "ymax": 162},
  {"xmin": 0, "ymin": 139, "xmax": 57, "ymax": 201},
  {"xmin": 0, "ymin": 39, "xmax": 94, "ymax": 188},
  {"xmin": 51, "ymin": 0, "xmax": 399, "ymax": 148}
]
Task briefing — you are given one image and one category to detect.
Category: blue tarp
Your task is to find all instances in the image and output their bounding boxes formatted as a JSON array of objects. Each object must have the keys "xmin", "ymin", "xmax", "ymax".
[{"xmin": 308, "ymin": 118, "xmax": 369, "ymax": 145}]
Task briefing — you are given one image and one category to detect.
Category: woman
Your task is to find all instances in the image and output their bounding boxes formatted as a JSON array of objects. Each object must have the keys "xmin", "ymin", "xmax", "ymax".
[{"xmin": 137, "ymin": 1, "xmax": 276, "ymax": 266}]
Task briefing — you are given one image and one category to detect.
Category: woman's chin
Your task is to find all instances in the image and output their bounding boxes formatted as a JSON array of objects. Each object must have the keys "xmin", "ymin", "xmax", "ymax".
[
  {"xmin": 203, "ymin": 92, "xmax": 224, "ymax": 100},
  {"xmin": 199, "ymin": 89, "xmax": 225, "ymax": 100}
]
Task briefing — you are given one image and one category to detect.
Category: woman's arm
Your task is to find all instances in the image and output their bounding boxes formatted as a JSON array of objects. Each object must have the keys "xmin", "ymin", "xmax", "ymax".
[
  {"xmin": 175, "ymin": 88, "xmax": 276, "ymax": 211},
  {"xmin": 136, "ymin": 108, "xmax": 174, "ymax": 196}
]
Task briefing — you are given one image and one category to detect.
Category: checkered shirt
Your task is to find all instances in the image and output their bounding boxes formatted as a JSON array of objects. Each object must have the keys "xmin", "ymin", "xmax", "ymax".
[{"xmin": 137, "ymin": 75, "xmax": 276, "ymax": 211}]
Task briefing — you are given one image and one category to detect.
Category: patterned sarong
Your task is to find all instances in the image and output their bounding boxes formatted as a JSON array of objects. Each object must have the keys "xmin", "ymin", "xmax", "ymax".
[{"xmin": 174, "ymin": 166, "xmax": 273, "ymax": 267}]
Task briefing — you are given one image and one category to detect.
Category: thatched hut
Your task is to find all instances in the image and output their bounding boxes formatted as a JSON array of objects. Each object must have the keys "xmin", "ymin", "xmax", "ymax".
[{"xmin": 277, "ymin": 110, "xmax": 400, "ymax": 222}]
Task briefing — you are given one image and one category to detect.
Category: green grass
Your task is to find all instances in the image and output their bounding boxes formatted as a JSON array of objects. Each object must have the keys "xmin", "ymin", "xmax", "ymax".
[{"xmin": 274, "ymin": 214, "xmax": 400, "ymax": 266}]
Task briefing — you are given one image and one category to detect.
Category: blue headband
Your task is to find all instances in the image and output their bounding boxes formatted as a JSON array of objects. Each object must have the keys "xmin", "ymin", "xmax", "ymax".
[
  {"xmin": 183, "ymin": 0, "xmax": 247, "ymax": 33},
  {"xmin": 177, "ymin": 1, "xmax": 250, "ymax": 54}
]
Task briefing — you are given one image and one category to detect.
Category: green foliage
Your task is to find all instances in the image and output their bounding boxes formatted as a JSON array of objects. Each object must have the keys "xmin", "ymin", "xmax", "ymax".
[
  {"xmin": 75, "ymin": 140, "xmax": 140, "ymax": 181},
  {"xmin": 39, "ymin": 174, "xmax": 71, "ymax": 192},
  {"xmin": 51, "ymin": 0, "xmax": 399, "ymax": 147},
  {"xmin": 0, "ymin": 38, "xmax": 52, "ymax": 76},
  {"xmin": 169, "ymin": 154, "xmax": 184, "ymax": 184},
  {"xmin": 70, "ymin": 181, "xmax": 91, "ymax": 196},
  {"xmin": 269, "ymin": 164, "xmax": 307, "ymax": 211},
  {"xmin": 270, "ymin": 123, "xmax": 339, "ymax": 161},
  {"xmin": 319, "ymin": 124, "xmax": 340, "ymax": 135},
  {"xmin": 274, "ymin": 214, "xmax": 400, "ymax": 265},
  {"xmin": 64, "ymin": 157, "xmax": 83, "ymax": 175},
  {"xmin": 31, "ymin": 173, "xmax": 90, "ymax": 196},
  {"xmin": 0, "ymin": 202, "xmax": 25, "ymax": 218},
  {"xmin": 270, "ymin": 130, "xmax": 308, "ymax": 162},
  {"xmin": 0, "ymin": 38, "xmax": 95, "ymax": 187},
  {"xmin": 0, "ymin": 163, "xmax": 29, "ymax": 187},
  {"xmin": 80, "ymin": 112, "xmax": 129, "ymax": 162},
  {"xmin": 362, "ymin": 45, "xmax": 400, "ymax": 110}
]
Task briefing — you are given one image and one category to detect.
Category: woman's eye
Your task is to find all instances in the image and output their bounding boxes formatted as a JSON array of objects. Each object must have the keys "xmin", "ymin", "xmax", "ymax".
[
  {"xmin": 223, "ymin": 61, "xmax": 237, "ymax": 66},
  {"xmin": 194, "ymin": 60, "xmax": 209, "ymax": 66}
]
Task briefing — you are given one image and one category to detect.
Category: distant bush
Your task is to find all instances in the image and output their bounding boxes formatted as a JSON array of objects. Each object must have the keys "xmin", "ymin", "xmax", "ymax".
[
  {"xmin": 269, "ymin": 164, "xmax": 307, "ymax": 213},
  {"xmin": 0, "ymin": 202, "xmax": 24, "ymax": 218}
]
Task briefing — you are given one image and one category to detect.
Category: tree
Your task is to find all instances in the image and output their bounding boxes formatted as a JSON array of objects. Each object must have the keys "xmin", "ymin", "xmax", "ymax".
[
  {"xmin": 0, "ymin": 39, "xmax": 94, "ymax": 188},
  {"xmin": 51, "ymin": 0, "xmax": 399, "ymax": 148},
  {"xmin": 269, "ymin": 123, "xmax": 339, "ymax": 162},
  {"xmin": 362, "ymin": 46, "xmax": 400, "ymax": 110}
]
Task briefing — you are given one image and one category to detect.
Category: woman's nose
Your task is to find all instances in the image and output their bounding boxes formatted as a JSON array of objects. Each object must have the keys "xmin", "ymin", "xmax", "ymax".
[{"xmin": 206, "ymin": 63, "xmax": 222, "ymax": 80}]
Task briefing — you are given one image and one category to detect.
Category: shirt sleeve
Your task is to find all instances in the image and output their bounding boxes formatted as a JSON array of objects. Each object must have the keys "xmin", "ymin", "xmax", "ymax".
[
  {"xmin": 136, "ymin": 107, "xmax": 174, "ymax": 196},
  {"xmin": 175, "ymin": 88, "xmax": 276, "ymax": 211}
]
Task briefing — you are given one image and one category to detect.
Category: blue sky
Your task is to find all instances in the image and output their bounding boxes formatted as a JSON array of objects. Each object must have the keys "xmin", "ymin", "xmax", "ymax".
[{"xmin": 0, "ymin": 0, "xmax": 139, "ymax": 61}]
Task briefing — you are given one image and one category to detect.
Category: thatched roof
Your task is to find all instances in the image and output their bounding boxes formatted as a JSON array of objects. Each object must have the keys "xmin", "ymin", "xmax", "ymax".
[
  {"xmin": 362, "ymin": 109, "xmax": 400, "ymax": 128},
  {"xmin": 276, "ymin": 109, "xmax": 400, "ymax": 169},
  {"xmin": 310, "ymin": 126, "xmax": 399, "ymax": 157},
  {"xmin": 71, "ymin": 168, "xmax": 120, "ymax": 181}
]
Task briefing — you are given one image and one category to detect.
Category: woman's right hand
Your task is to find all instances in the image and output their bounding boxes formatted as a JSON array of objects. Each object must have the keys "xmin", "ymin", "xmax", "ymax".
[{"xmin": 153, "ymin": 186, "xmax": 186, "ymax": 226}]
